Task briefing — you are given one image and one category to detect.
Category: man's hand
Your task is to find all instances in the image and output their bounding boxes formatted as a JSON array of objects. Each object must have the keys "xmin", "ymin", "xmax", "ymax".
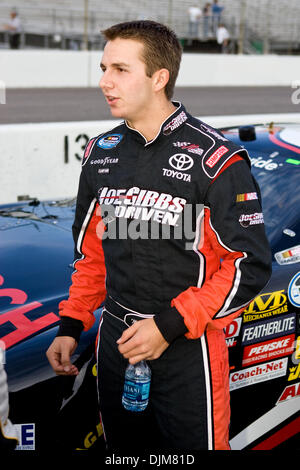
[
  {"xmin": 117, "ymin": 318, "xmax": 169, "ymax": 364},
  {"xmin": 46, "ymin": 336, "xmax": 79, "ymax": 376}
]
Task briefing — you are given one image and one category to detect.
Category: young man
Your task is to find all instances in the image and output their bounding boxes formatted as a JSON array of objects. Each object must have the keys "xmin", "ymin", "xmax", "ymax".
[{"xmin": 46, "ymin": 20, "xmax": 271, "ymax": 451}]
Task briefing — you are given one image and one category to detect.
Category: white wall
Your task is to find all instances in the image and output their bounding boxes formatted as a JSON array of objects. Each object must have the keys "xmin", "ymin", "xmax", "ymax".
[
  {"xmin": 1, "ymin": 113, "xmax": 300, "ymax": 204},
  {"xmin": 1, "ymin": 50, "xmax": 300, "ymax": 88},
  {"xmin": 178, "ymin": 54, "xmax": 300, "ymax": 87}
]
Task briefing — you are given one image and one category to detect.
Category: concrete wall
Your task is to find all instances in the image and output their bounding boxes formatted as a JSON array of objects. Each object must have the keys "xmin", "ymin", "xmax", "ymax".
[
  {"xmin": 1, "ymin": 50, "xmax": 300, "ymax": 88},
  {"xmin": 1, "ymin": 113, "xmax": 300, "ymax": 204}
]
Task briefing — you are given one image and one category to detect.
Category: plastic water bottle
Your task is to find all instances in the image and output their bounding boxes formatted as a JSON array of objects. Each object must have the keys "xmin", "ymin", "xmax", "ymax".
[{"xmin": 122, "ymin": 360, "xmax": 151, "ymax": 412}]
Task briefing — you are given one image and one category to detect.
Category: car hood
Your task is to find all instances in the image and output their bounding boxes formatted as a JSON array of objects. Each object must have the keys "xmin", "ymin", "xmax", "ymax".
[
  {"xmin": 0, "ymin": 198, "xmax": 76, "ymax": 303},
  {"xmin": 0, "ymin": 198, "xmax": 81, "ymax": 391}
]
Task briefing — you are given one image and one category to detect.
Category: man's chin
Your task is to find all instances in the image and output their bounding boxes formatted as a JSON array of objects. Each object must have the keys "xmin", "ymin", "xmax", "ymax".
[{"xmin": 109, "ymin": 106, "xmax": 124, "ymax": 119}]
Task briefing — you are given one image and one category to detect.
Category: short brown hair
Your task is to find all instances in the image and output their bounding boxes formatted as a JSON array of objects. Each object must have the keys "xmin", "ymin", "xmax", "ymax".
[{"xmin": 101, "ymin": 20, "xmax": 182, "ymax": 100}]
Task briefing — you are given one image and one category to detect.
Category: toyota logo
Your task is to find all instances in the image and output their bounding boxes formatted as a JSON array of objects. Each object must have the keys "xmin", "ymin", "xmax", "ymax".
[{"xmin": 169, "ymin": 154, "xmax": 194, "ymax": 171}]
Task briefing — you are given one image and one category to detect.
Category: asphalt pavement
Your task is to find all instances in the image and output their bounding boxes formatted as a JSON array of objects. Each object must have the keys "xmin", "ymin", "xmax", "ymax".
[{"xmin": 0, "ymin": 86, "xmax": 298, "ymax": 124}]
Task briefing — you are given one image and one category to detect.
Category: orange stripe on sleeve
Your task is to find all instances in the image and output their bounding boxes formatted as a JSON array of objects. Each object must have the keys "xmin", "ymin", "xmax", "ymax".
[
  {"xmin": 172, "ymin": 207, "xmax": 247, "ymax": 339},
  {"xmin": 59, "ymin": 202, "xmax": 107, "ymax": 331}
]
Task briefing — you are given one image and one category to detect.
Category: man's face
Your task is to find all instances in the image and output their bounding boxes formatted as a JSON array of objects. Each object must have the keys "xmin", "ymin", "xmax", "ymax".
[{"xmin": 99, "ymin": 38, "xmax": 155, "ymax": 123}]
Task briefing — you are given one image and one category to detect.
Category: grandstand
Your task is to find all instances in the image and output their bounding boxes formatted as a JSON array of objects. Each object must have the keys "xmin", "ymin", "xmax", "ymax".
[{"xmin": 0, "ymin": 0, "xmax": 300, "ymax": 53}]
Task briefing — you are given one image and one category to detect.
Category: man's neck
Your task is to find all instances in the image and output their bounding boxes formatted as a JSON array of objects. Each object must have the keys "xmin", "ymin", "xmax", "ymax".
[{"xmin": 127, "ymin": 100, "xmax": 177, "ymax": 142}]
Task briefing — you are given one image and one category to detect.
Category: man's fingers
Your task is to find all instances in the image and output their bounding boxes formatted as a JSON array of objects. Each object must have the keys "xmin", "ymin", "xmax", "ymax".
[
  {"xmin": 117, "ymin": 322, "xmax": 138, "ymax": 345},
  {"xmin": 61, "ymin": 346, "xmax": 73, "ymax": 372},
  {"xmin": 46, "ymin": 336, "xmax": 79, "ymax": 376},
  {"xmin": 117, "ymin": 318, "xmax": 169, "ymax": 362},
  {"xmin": 128, "ymin": 353, "xmax": 149, "ymax": 365},
  {"xmin": 46, "ymin": 350, "xmax": 63, "ymax": 372}
]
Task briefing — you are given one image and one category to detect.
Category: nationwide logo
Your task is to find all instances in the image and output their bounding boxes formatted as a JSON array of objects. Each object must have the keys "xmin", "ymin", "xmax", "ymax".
[
  {"xmin": 163, "ymin": 111, "xmax": 188, "ymax": 135},
  {"xmin": 97, "ymin": 134, "xmax": 123, "ymax": 149},
  {"xmin": 242, "ymin": 334, "xmax": 295, "ymax": 366},
  {"xmin": 250, "ymin": 156, "xmax": 282, "ymax": 171},
  {"xmin": 243, "ymin": 289, "xmax": 288, "ymax": 322},
  {"xmin": 230, "ymin": 358, "xmax": 288, "ymax": 391},
  {"xmin": 241, "ymin": 313, "xmax": 296, "ymax": 345},
  {"xmin": 173, "ymin": 142, "xmax": 204, "ymax": 156},
  {"xmin": 205, "ymin": 146, "xmax": 229, "ymax": 168}
]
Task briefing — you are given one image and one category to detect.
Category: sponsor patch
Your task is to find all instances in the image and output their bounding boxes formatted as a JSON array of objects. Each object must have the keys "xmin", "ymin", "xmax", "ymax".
[
  {"xmin": 162, "ymin": 168, "xmax": 191, "ymax": 182},
  {"xmin": 277, "ymin": 382, "xmax": 300, "ymax": 404},
  {"xmin": 288, "ymin": 360, "xmax": 300, "ymax": 381},
  {"xmin": 173, "ymin": 141, "xmax": 204, "ymax": 156},
  {"xmin": 239, "ymin": 212, "xmax": 264, "ymax": 227},
  {"xmin": 15, "ymin": 424, "xmax": 35, "ymax": 450},
  {"xmin": 169, "ymin": 154, "xmax": 194, "ymax": 171},
  {"xmin": 163, "ymin": 111, "xmax": 187, "ymax": 135},
  {"xmin": 230, "ymin": 358, "xmax": 288, "ymax": 391},
  {"xmin": 98, "ymin": 186, "xmax": 187, "ymax": 228},
  {"xmin": 162, "ymin": 153, "xmax": 194, "ymax": 183},
  {"xmin": 236, "ymin": 192, "xmax": 258, "ymax": 202},
  {"xmin": 288, "ymin": 271, "xmax": 300, "ymax": 308},
  {"xmin": 199, "ymin": 123, "xmax": 228, "ymax": 142},
  {"xmin": 90, "ymin": 157, "xmax": 118, "ymax": 165},
  {"xmin": 275, "ymin": 246, "xmax": 300, "ymax": 265},
  {"xmin": 97, "ymin": 134, "xmax": 123, "ymax": 149},
  {"xmin": 241, "ymin": 313, "xmax": 296, "ymax": 345},
  {"xmin": 205, "ymin": 145, "xmax": 229, "ymax": 168},
  {"xmin": 242, "ymin": 334, "xmax": 295, "ymax": 366},
  {"xmin": 243, "ymin": 289, "xmax": 288, "ymax": 322},
  {"xmin": 224, "ymin": 317, "xmax": 242, "ymax": 348}
]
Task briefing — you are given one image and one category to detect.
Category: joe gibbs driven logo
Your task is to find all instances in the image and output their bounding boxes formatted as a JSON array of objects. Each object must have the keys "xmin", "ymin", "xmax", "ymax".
[{"xmin": 96, "ymin": 186, "xmax": 204, "ymax": 248}]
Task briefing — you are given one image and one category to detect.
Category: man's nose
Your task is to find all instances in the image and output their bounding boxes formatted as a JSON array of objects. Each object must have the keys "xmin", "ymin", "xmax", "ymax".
[{"xmin": 99, "ymin": 71, "xmax": 113, "ymax": 90}]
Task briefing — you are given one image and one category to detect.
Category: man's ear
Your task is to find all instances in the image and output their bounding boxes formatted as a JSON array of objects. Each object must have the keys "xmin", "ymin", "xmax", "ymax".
[{"xmin": 152, "ymin": 68, "xmax": 170, "ymax": 93}]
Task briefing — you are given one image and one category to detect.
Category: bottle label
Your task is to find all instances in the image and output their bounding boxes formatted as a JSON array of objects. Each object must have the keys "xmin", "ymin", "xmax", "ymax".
[{"xmin": 123, "ymin": 379, "xmax": 150, "ymax": 402}]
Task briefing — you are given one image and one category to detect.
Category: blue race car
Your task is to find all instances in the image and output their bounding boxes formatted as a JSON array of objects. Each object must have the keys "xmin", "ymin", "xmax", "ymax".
[
  {"xmin": 0, "ymin": 122, "xmax": 299, "ymax": 452},
  {"xmin": 222, "ymin": 123, "xmax": 300, "ymax": 450},
  {"xmin": 0, "ymin": 198, "xmax": 104, "ymax": 452}
]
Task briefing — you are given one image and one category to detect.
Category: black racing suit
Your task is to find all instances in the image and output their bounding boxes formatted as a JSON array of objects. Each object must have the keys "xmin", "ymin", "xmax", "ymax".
[{"xmin": 57, "ymin": 102, "xmax": 272, "ymax": 450}]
